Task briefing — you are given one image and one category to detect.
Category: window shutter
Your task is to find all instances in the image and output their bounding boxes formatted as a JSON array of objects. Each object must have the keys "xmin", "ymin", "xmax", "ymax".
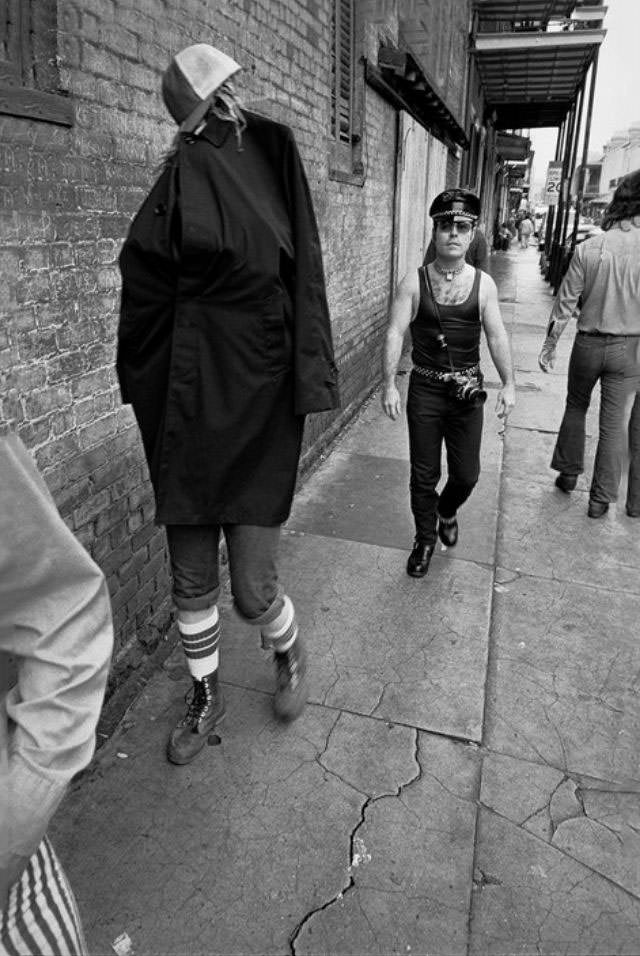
[
  {"xmin": 0, "ymin": 0, "xmax": 25, "ymax": 85},
  {"xmin": 331, "ymin": 0, "xmax": 353, "ymax": 145}
]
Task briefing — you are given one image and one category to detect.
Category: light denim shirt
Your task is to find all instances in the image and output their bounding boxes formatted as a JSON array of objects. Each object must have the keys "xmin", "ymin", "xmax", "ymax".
[
  {"xmin": 1, "ymin": 436, "xmax": 113, "ymax": 903},
  {"xmin": 550, "ymin": 221, "xmax": 640, "ymax": 334}
]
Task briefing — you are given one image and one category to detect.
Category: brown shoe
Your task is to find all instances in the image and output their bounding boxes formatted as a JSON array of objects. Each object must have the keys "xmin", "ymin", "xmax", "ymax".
[{"xmin": 167, "ymin": 673, "xmax": 226, "ymax": 765}]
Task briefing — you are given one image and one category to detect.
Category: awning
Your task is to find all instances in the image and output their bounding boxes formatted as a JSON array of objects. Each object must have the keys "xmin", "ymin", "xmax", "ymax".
[
  {"xmin": 366, "ymin": 45, "xmax": 469, "ymax": 150},
  {"xmin": 474, "ymin": 0, "xmax": 575, "ymax": 19},
  {"xmin": 472, "ymin": 28, "xmax": 605, "ymax": 128}
]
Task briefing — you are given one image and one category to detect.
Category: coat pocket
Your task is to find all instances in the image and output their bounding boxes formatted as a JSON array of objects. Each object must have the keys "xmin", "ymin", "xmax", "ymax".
[{"xmin": 261, "ymin": 289, "xmax": 291, "ymax": 376}]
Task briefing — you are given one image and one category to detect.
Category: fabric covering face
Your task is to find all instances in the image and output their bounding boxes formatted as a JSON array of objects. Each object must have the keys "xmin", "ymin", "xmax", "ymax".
[{"xmin": 117, "ymin": 111, "xmax": 339, "ymax": 526}]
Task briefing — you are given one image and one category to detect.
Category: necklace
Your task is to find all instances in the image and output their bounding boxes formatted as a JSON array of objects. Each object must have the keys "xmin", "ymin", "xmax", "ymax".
[{"xmin": 434, "ymin": 260, "xmax": 465, "ymax": 282}]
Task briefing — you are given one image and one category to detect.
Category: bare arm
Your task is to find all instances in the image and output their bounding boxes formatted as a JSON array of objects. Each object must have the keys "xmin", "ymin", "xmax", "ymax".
[
  {"xmin": 381, "ymin": 272, "xmax": 419, "ymax": 420},
  {"xmin": 479, "ymin": 273, "xmax": 516, "ymax": 419}
]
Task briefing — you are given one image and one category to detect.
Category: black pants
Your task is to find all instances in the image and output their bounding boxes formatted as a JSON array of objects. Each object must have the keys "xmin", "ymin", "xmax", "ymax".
[{"xmin": 407, "ymin": 372, "xmax": 483, "ymax": 544}]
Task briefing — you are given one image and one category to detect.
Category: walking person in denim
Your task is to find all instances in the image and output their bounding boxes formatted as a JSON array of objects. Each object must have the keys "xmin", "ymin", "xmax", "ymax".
[
  {"xmin": 117, "ymin": 45, "xmax": 338, "ymax": 765},
  {"xmin": 538, "ymin": 169, "xmax": 640, "ymax": 517}
]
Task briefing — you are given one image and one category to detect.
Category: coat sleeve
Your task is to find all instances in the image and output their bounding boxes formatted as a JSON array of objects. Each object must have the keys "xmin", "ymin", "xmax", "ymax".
[
  {"xmin": 283, "ymin": 129, "xmax": 340, "ymax": 416},
  {"xmin": 0, "ymin": 436, "xmax": 113, "ymax": 903}
]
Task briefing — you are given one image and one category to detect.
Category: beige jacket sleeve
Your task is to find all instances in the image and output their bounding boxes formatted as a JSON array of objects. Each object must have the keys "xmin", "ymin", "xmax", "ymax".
[{"xmin": 0, "ymin": 436, "xmax": 114, "ymax": 903}]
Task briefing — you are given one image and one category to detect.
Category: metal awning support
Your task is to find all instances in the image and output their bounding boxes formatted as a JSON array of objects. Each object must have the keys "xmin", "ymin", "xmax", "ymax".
[
  {"xmin": 545, "ymin": 43, "xmax": 599, "ymax": 291},
  {"xmin": 550, "ymin": 77, "xmax": 585, "ymax": 289},
  {"xmin": 571, "ymin": 49, "xmax": 600, "ymax": 245},
  {"xmin": 365, "ymin": 45, "xmax": 469, "ymax": 150}
]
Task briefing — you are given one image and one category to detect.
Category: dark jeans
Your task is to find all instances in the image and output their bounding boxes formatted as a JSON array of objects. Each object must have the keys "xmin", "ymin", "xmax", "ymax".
[
  {"xmin": 165, "ymin": 524, "xmax": 283, "ymax": 623},
  {"xmin": 407, "ymin": 372, "xmax": 483, "ymax": 545},
  {"xmin": 551, "ymin": 332, "xmax": 640, "ymax": 503},
  {"xmin": 628, "ymin": 392, "xmax": 640, "ymax": 515}
]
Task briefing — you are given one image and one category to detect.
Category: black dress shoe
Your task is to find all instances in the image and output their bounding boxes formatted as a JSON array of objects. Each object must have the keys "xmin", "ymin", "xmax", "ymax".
[
  {"xmin": 555, "ymin": 473, "xmax": 577, "ymax": 493},
  {"xmin": 437, "ymin": 513, "xmax": 458, "ymax": 548},
  {"xmin": 626, "ymin": 506, "xmax": 640, "ymax": 518},
  {"xmin": 588, "ymin": 500, "xmax": 609, "ymax": 518},
  {"xmin": 406, "ymin": 540, "xmax": 434, "ymax": 578}
]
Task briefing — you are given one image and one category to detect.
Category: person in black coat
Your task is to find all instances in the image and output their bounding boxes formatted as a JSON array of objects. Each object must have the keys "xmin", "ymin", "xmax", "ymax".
[{"xmin": 117, "ymin": 44, "xmax": 339, "ymax": 764}]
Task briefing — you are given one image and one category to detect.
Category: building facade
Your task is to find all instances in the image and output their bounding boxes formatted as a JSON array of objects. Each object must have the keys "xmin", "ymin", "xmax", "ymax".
[
  {"xmin": 599, "ymin": 123, "xmax": 640, "ymax": 201},
  {"xmin": 0, "ymin": 0, "xmax": 472, "ymax": 700}
]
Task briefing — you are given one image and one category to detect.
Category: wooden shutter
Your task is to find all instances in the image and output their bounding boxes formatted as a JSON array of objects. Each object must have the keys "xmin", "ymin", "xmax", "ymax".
[
  {"xmin": 331, "ymin": 0, "xmax": 353, "ymax": 146},
  {"xmin": 0, "ymin": 0, "xmax": 26, "ymax": 85}
]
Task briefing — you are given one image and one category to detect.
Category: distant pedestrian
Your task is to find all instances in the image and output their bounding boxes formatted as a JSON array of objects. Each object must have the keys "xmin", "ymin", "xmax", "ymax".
[
  {"xmin": 538, "ymin": 169, "xmax": 640, "ymax": 517},
  {"xmin": 518, "ymin": 216, "xmax": 533, "ymax": 248},
  {"xmin": 381, "ymin": 188, "xmax": 516, "ymax": 578},
  {"xmin": 117, "ymin": 44, "xmax": 339, "ymax": 765},
  {"xmin": 1, "ymin": 435, "xmax": 113, "ymax": 955},
  {"xmin": 495, "ymin": 222, "xmax": 511, "ymax": 252}
]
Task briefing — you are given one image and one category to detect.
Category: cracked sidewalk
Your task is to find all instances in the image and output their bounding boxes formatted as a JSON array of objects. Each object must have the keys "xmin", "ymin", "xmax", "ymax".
[{"xmin": 50, "ymin": 246, "xmax": 640, "ymax": 955}]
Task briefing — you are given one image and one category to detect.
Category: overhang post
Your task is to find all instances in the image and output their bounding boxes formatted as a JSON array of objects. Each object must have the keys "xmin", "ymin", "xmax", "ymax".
[
  {"xmin": 555, "ymin": 72, "xmax": 587, "ymax": 290},
  {"xmin": 570, "ymin": 48, "xmax": 600, "ymax": 254},
  {"xmin": 550, "ymin": 98, "xmax": 577, "ymax": 289}
]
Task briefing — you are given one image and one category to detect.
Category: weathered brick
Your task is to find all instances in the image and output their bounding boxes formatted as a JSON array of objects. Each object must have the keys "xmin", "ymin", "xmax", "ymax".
[
  {"xmin": 1, "ymin": 0, "xmax": 464, "ymax": 704},
  {"xmin": 102, "ymin": 540, "xmax": 134, "ymax": 578},
  {"xmin": 118, "ymin": 547, "xmax": 149, "ymax": 583},
  {"xmin": 95, "ymin": 496, "xmax": 130, "ymax": 535},
  {"xmin": 73, "ymin": 487, "xmax": 111, "ymax": 528}
]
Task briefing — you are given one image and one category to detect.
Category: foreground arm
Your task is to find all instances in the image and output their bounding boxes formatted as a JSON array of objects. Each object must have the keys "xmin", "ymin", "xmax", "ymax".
[
  {"xmin": 479, "ymin": 273, "xmax": 516, "ymax": 419},
  {"xmin": 538, "ymin": 245, "xmax": 585, "ymax": 371},
  {"xmin": 381, "ymin": 272, "xmax": 419, "ymax": 420},
  {"xmin": 0, "ymin": 437, "xmax": 114, "ymax": 905}
]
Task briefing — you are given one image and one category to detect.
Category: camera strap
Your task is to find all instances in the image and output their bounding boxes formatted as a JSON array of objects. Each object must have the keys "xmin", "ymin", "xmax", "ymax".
[{"xmin": 421, "ymin": 265, "xmax": 457, "ymax": 376}]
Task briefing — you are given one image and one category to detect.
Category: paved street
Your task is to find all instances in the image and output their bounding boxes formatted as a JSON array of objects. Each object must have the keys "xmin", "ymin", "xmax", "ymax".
[{"xmin": 51, "ymin": 244, "xmax": 640, "ymax": 956}]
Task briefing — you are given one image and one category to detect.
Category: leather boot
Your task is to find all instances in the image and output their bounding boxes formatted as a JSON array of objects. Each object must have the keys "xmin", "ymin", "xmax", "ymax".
[
  {"xmin": 406, "ymin": 539, "xmax": 434, "ymax": 577},
  {"xmin": 167, "ymin": 672, "xmax": 226, "ymax": 765},
  {"xmin": 555, "ymin": 473, "xmax": 577, "ymax": 493},
  {"xmin": 587, "ymin": 499, "xmax": 609, "ymax": 519},
  {"xmin": 273, "ymin": 633, "xmax": 309, "ymax": 722},
  {"xmin": 437, "ymin": 513, "xmax": 458, "ymax": 547}
]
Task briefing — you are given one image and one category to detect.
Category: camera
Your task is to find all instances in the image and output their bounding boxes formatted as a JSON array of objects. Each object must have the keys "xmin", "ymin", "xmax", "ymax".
[{"xmin": 446, "ymin": 371, "xmax": 487, "ymax": 407}]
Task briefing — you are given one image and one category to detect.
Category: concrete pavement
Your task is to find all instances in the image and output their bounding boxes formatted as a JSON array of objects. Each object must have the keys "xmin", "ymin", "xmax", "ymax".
[{"xmin": 50, "ymin": 245, "xmax": 640, "ymax": 955}]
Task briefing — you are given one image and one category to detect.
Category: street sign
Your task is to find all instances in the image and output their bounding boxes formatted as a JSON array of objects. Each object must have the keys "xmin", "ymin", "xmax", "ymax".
[{"xmin": 544, "ymin": 162, "xmax": 563, "ymax": 205}]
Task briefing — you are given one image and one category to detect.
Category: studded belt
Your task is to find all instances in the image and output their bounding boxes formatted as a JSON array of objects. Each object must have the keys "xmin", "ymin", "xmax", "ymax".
[{"xmin": 413, "ymin": 362, "xmax": 481, "ymax": 381}]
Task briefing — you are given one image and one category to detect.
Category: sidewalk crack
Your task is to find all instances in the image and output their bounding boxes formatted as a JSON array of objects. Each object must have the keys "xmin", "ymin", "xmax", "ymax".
[{"xmin": 289, "ymin": 728, "xmax": 422, "ymax": 954}]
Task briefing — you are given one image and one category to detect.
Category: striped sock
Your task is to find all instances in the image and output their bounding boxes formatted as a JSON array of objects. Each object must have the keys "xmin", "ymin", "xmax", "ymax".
[
  {"xmin": 261, "ymin": 595, "xmax": 298, "ymax": 652},
  {"xmin": 178, "ymin": 606, "xmax": 220, "ymax": 680}
]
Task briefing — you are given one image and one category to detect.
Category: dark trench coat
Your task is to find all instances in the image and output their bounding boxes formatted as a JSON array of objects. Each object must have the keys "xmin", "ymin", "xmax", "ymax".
[{"xmin": 117, "ymin": 111, "xmax": 339, "ymax": 526}]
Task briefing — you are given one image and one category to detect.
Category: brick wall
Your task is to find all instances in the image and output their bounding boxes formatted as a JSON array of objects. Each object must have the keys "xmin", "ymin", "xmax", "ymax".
[{"xmin": 0, "ymin": 0, "xmax": 399, "ymax": 699}]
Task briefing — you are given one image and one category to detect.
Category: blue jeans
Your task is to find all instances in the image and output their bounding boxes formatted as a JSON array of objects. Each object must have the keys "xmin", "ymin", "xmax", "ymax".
[
  {"xmin": 407, "ymin": 373, "xmax": 483, "ymax": 544},
  {"xmin": 551, "ymin": 332, "xmax": 640, "ymax": 503},
  {"xmin": 165, "ymin": 524, "xmax": 283, "ymax": 623},
  {"xmin": 628, "ymin": 392, "xmax": 640, "ymax": 515}
]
